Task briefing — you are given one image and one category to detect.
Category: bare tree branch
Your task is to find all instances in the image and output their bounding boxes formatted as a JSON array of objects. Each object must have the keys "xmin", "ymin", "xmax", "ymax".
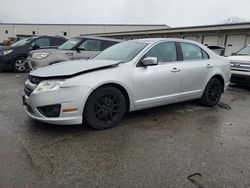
[{"xmin": 218, "ymin": 17, "xmax": 248, "ymax": 24}]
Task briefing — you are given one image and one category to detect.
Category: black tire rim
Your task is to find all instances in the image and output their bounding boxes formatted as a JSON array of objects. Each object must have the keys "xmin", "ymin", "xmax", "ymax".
[
  {"xmin": 94, "ymin": 94, "xmax": 122, "ymax": 124},
  {"xmin": 208, "ymin": 83, "xmax": 221, "ymax": 103}
]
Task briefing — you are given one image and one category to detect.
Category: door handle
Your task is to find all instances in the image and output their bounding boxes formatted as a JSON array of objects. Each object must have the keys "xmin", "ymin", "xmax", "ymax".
[
  {"xmin": 65, "ymin": 53, "xmax": 73, "ymax": 56},
  {"xmin": 171, "ymin": 67, "xmax": 181, "ymax": 73},
  {"xmin": 206, "ymin": 64, "xmax": 213, "ymax": 68}
]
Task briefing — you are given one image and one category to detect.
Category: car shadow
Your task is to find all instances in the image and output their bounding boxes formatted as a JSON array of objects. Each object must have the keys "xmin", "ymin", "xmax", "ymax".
[
  {"xmin": 27, "ymin": 119, "xmax": 91, "ymax": 136},
  {"xmin": 27, "ymin": 100, "xmax": 200, "ymax": 135}
]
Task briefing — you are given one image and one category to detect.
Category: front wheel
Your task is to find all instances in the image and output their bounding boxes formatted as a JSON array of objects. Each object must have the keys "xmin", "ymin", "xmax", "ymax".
[
  {"xmin": 199, "ymin": 78, "xmax": 223, "ymax": 107},
  {"xmin": 12, "ymin": 57, "xmax": 27, "ymax": 73},
  {"xmin": 84, "ymin": 86, "xmax": 126, "ymax": 130}
]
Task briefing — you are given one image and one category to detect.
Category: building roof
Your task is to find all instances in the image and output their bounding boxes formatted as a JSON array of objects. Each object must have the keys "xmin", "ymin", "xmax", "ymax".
[
  {"xmin": 91, "ymin": 22, "xmax": 250, "ymax": 36},
  {"xmin": 0, "ymin": 22, "xmax": 169, "ymax": 27}
]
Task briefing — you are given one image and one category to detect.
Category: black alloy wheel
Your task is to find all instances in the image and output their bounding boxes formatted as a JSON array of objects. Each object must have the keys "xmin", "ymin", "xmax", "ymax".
[
  {"xmin": 200, "ymin": 78, "xmax": 223, "ymax": 107},
  {"xmin": 84, "ymin": 86, "xmax": 126, "ymax": 129}
]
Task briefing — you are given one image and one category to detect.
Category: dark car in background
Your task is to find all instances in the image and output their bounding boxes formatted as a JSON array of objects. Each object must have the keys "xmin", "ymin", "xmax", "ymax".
[
  {"xmin": 26, "ymin": 36, "xmax": 122, "ymax": 70},
  {"xmin": 208, "ymin": 46, "xmax": 225, "ymax": 56},
  {"xmin": 0, "ymin": 36, "xmax": 66, "ymax": 72}
]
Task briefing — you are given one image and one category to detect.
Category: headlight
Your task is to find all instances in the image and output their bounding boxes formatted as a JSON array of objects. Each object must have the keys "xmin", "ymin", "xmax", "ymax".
[
  {"xmin": 33, "ymin": 80, "xmax": 64, "ymax": 94},
  {"xmin": 32, "ymin": 52, "xmax": 50, "ymax": 59},
  {"xmin": 0, "ymin": 50, "xmax": 13, "ymax": 56}
]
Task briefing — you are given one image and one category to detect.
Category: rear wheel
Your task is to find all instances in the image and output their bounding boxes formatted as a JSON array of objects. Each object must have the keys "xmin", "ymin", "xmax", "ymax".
[
  {"xmin": 12, "ymin": 57, "xmax": 26, "ymax": 73},
  {"xmin": 200, "ymin": 78, "xmax": 223, "ymax": 107},
  {"xmin": 84, "ymin": 87, "xmax": 126, "ymax": 130}
]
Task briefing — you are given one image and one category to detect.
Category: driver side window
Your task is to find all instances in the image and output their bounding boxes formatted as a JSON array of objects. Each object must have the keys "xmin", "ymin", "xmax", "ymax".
[
  {"xmin": 32, "ymin": 38, "xmax": 50, "ymax": 47},
  {"xmin": 144, "ymin": 42, "xmax": 177, "ymax": 63}
]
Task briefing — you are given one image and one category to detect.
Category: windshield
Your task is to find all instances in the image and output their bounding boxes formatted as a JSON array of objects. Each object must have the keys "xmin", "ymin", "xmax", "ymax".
[
  {"xmin": 58, "ymin": 37, "xmax": 81, "ymax": 50},
  {"xmin": 11, "ymin": 37, "xmax": 32, "ymax": 47},
  {"xmin": 93, "ymin": 41, "xmax": 148, "ymax": 63},
  {"xmin": 237, "ymin": 45, "xmax": 250, "ymax": 55}
]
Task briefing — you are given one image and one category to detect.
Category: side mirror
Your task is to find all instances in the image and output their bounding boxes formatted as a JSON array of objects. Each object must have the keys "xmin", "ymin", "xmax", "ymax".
[
  {"xmin": 32, "ymin": 44, "xmax": 40, "ymax": 50},
  {"xmin": 141, "ymin": 57, "xmax": 158, "ymax": 66},
  {"xmin": 76, "ymin": 47, "xmax": 85, "ymax": 53}
]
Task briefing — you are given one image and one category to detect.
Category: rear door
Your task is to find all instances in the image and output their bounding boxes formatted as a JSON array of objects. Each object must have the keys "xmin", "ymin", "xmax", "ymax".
[
  {"xmin": 178, "ymin": 42, "xmax": 212, "ymax": 99},
  {"xmin": 73, "ymin": 39, "xmax": 102, "ymax": 60}
]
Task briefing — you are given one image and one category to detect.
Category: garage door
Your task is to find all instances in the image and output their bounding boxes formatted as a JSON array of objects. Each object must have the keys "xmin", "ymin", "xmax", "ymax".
[
  {"xmin": 168, "ymin": 36, "xmax": 183, "ymax": 39},
  {"xmin": 203, "ymin": 36, "xmax": 219, "ymax": 46},
  {"xmin": 225, "ymin": 35, "xmax": 246, "ymax": 56},
  {"xmin": 184, "ymin": 36, "xmax": 200, "ymax": 42},
  {"xmin": 246, "ymin": 36, "xmax": 250, "ymax": 45}
]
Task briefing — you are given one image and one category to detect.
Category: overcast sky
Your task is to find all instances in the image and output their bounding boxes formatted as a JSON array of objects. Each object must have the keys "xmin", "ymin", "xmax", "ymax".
[{"xmin": 0, "ymin": 0, "xmax": 249, "ymax": 27}]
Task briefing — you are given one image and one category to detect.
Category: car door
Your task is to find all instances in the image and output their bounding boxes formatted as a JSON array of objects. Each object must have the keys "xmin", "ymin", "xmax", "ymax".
[
  {"xmin": 73, "ymin": 39, "xmax": 102, "ymax": 60},
  {"xmin": 133, "ymin": 42, "xmax": 182, "ymax": 109},
  {"xmin": 178, "ymin": 42, "xmax": 213, "ymax": 99}
]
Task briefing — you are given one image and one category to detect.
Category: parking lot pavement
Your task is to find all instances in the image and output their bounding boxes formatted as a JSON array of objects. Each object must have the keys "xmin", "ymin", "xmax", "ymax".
[{"xmin": 0, "ymin": 73, "xmax": 250, "ymax": 188}]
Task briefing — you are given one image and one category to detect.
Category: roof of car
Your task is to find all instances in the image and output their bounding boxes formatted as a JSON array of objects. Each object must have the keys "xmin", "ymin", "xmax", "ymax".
[
  {"xmin": 78, "ymin": 35, "xmax": 123, "ymax": 42},
  {"xmin": 133, "ymin": 38, "xmax": 198, "ymax": 44}
]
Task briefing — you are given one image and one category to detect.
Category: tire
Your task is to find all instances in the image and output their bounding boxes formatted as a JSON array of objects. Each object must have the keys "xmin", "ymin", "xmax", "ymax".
[
  {"xmin": 12, "ymin": 57, "xmax": 27, "ymax": 73},
  {"xmin": 84, "ymin": 86, "xmax": 126, "ymax": 130},
  {"xmin": 199, "ymin": 78, "xmax": 223, "ymax": 107}
]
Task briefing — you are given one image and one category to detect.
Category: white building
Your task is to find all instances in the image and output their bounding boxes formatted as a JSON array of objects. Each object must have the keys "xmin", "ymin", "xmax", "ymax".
[
  {"xmin": 1, "ymin": 22, "xmax": 250, "ymax": 56},
  {"xmin": 0, "ymin": 23, "xmax": 168, "ymax": 42},
  {"xmin": 92, "ymin": 22, "xmax": 250, "ymax": 56}
]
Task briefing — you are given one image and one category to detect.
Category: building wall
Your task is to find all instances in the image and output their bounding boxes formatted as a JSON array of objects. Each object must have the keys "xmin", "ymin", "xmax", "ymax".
[
  {"xmin": 1, "ymin": 23, "xmax": 250, "ymax": 56},
  {"xmin": 98, "ymin": 29, "xmax": 250, "ymax": 56},
  {"xmin": 0, "ymin": 24, "xmax": 168, "ymax": 42}
]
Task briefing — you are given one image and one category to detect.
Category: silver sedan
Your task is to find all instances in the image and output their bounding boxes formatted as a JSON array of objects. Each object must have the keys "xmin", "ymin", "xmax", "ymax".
[{"xmin": 23, "ymin": 38, "xmax": 231, "ymax": 129}]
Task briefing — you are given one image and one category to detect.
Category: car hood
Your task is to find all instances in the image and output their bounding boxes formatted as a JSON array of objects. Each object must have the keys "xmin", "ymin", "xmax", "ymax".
[
  {"xmin": 227, "ymin": 55, "xmax": 250, "ymax": 63},
  {"xmin": 0, "ymin": 45, "xmax": 18, "ymax": 51},
  {"xmin": 30, "ymin": 59, "xmax": 120, "ymax": 78}
]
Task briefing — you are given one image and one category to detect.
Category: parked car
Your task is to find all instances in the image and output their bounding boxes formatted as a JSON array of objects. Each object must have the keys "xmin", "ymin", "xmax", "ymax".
[
  {"xmin": 228, "ymin": 44, "xmax": 250, "ymax": 86},
  {"xmin": 26, "ymin": 36, "xmax": 122, "ymax": 70},
  {"xmin": 208, "ymin": 46, "xmax": 225, "ymax": 56},
  {"xmin": 0, "ymin": 36, "xmax": 66, "ymax": 72},
  {"xmin": 23, "ymin": 38, "xmax": 231, "ymax": 129}
]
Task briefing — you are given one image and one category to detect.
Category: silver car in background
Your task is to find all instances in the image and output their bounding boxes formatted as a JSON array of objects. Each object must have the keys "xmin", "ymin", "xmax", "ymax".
[
  {"xmin": 228, "ymin": 44, "xmax": 250, "ymax": 86},
  {"xmin": 23, "ymin": 38, "xmax": 231, "ymax": 129},
  {"xmin": 26, "ymin": 36, "xmax": 122, "ymax": 70}
]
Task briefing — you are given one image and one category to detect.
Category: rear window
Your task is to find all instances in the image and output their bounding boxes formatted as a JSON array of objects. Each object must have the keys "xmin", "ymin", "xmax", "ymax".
[
  {"xmin": 102, "ymin": 41, "xmax": 119, "ymax": 50},
  {"xmin": 180, "ymin": 43, "xmax": 209, "ymax": 60},
  {"xmin": 51, "ymin": 38, "xmax": 66, "ymax": 46},
  {"xmin": 34, "ymin": 38, "xmax": 50, "ymax": 47}
]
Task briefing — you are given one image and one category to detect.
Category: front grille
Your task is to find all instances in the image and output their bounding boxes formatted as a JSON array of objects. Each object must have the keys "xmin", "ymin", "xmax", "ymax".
[
  {"xmin": 24, "ymin": 84, "xmax": 33, "ymax": 97},
  {"xmin": 28, "ymin": 75, "xmax": 44, "ymax": 85},
  {"xmin": 231, "ymin": 62, "xmax": 250, "ymax": 71}
]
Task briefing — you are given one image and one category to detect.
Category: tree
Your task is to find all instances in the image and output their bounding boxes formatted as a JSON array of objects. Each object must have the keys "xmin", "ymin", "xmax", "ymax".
[{"xmin": 219, "ymin": 17, "xmax": 248, "ymax": 24}]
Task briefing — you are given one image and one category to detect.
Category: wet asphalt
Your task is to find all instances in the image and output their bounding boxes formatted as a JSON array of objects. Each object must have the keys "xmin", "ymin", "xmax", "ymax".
[{"xmin": 0, "ymin": 73, "xmax": 250, "ymax": 188}]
